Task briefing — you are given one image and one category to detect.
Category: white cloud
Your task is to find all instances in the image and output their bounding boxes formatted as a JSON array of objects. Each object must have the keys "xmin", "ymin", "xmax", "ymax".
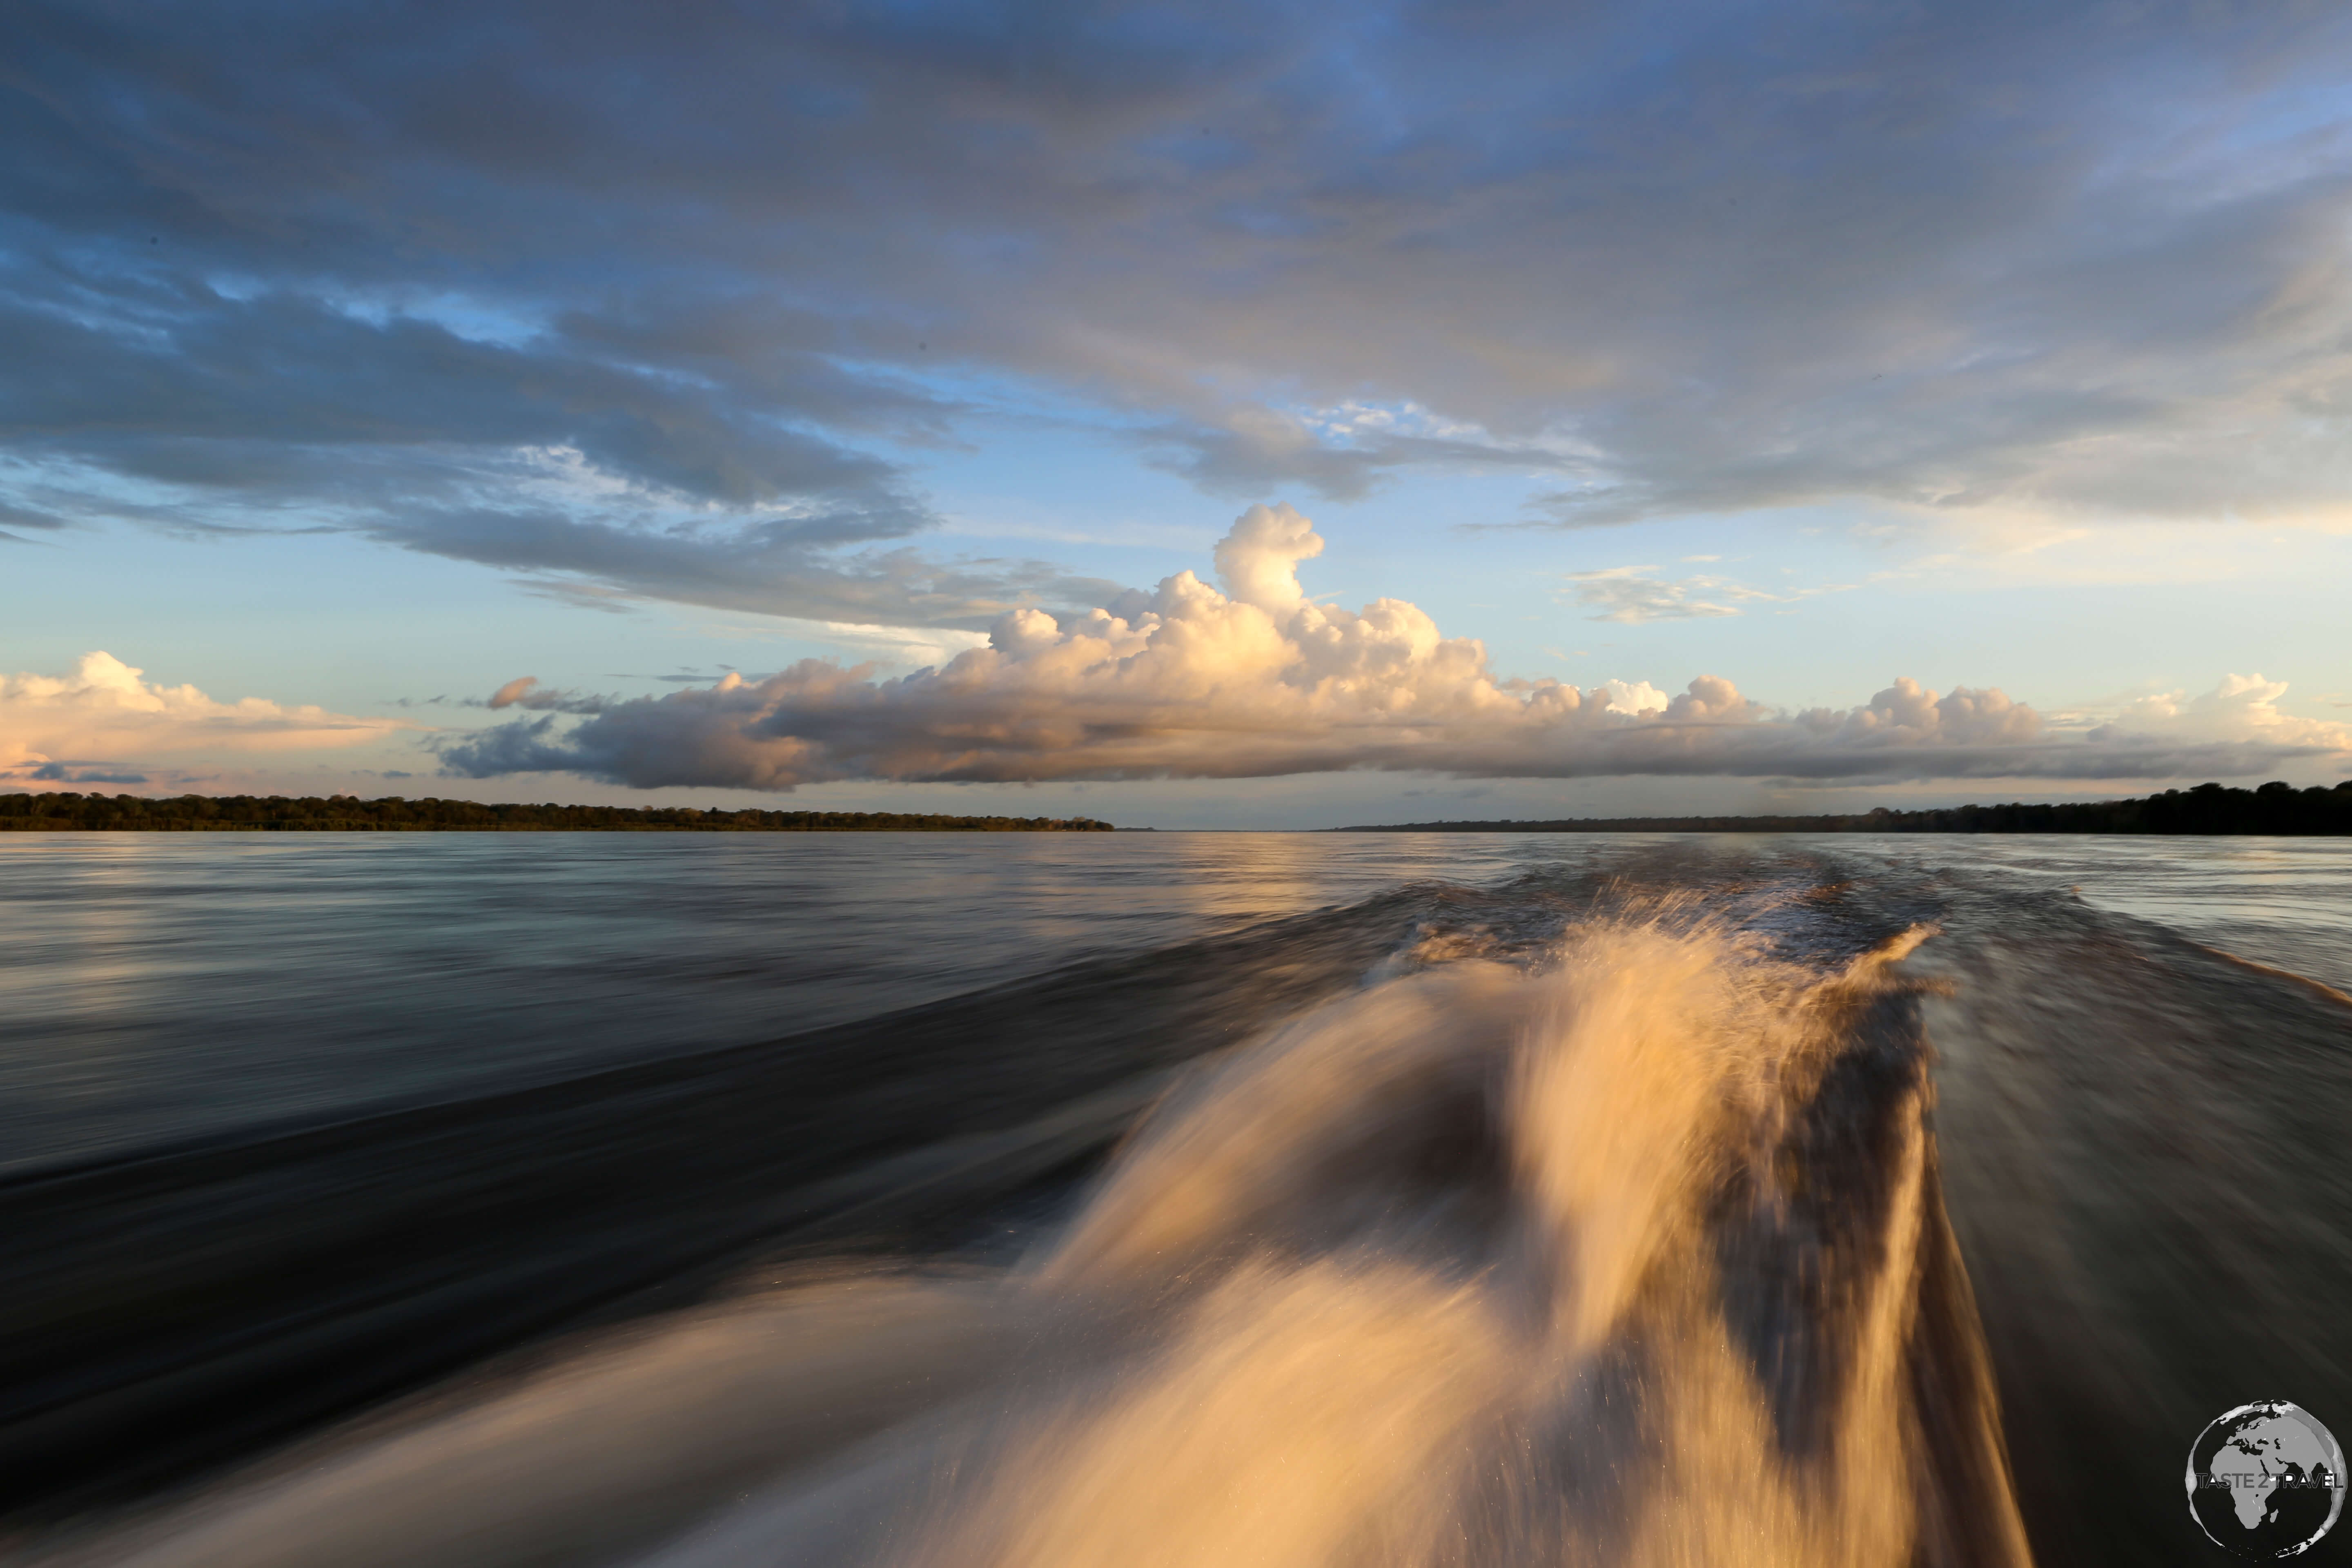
[
  {"xmin": 803, "ymin": 620, "xmax": 993, "ymax": 671},
  {"xmin": 1600, "ymin": 680, "xmax": 1670, "ymax": 716},
  {"xmin": 2098, "ymin": 674, "xmax": 2352, "ymax": 751},
  {"xmin": 437, "ymin": 506, "xmax": 2351, "ymax": 791},
  {"xmin": 0, "ymin": 652, "xmax": 408, "ymax": 786}
]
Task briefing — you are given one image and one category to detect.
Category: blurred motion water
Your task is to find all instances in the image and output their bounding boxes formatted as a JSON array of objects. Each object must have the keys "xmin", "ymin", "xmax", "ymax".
[
  {"xmin": 4, "ymin": 832, "xmax": 2348, "ymax": 1566},
  {"xmin": 0, "ymin": 832, "xmax": 1658, "ymax": 1172}
]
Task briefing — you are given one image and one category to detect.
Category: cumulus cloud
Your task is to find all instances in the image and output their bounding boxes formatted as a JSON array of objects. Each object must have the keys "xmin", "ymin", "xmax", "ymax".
[
  {"xmin": 438, "ymin": 507, "xmax": 2350, "ymax": 790},
  {"xmin": 1600, "ymin": 680, "xmax": 1672, "ymax": 716},
  {"xmin": 2096, "ymin": 675, "xmax": 2352, "ymax": 752},
  {"xmin": 0, "ymin": 652, "xmax": 409, "ymax": 785}
]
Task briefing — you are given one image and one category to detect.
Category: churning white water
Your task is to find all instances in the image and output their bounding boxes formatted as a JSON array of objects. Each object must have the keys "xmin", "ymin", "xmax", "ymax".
[{"xmin": 57, "ymin": 913, "xmax": 2031, "ymax": 1568}]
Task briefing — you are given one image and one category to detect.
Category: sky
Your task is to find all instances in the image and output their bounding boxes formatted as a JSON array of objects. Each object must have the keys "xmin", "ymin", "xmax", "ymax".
[{"xmin": 4, "ymin": 0, "xmax": 2351, "ymax": 828}]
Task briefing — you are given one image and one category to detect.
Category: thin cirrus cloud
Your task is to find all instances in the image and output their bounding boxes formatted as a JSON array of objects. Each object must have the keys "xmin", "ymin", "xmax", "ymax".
[
  {"xmin": 1561, "ymin": 568, "xmax": 1763, "ymax": 624},
  {"xmin": 436, "ymin": 507, "xmax": 2352, "ymax": 792},
  {"xmin": 0, "ymin": 652, "xmax": 410, "ymax": 787},
  {"xmin": 1561, "ymin": 567, "xmax": 1855, "ymax": 623},
  {"xmin": 5, "ymin": 0, "xmax": 2352, "ymax": 640}
]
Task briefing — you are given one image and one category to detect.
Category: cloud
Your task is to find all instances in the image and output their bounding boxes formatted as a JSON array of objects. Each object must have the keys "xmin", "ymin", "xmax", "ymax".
[
  {"xmin": 0, "ymin": 498, "xmax": 71, "ymax": 543},
  {"xmin": 479, "ymin": 675, "xmax": 608, "ymax": 715},
  {"xmin": 2096, "ymin": 674, "xmax": 2352, "ymax": 752},
  {"xmin": 360, "ymin": 504, "xmax": 1127, "ymax": 632},
  {"xmin": 1600, "ymin": 680, "xmax": 1670, "ymax": 716},
  {"xmin": 1143, "ymin": 408, "xmax": 1577, "ymax": 501},
  {"xmin": 0, "ymin": 202, "xmax": 1106, "ymax": 629},
  {"xmin": 0, "ymin": 290, "xmax": 915, "ymax": 508},
  {"xmin": 796, "ymin": 621, "xmax": 995, "ymax": 672},
  {"xmin": 7, "ymin": 0, "xmax": 2352, "ymax": 617},
  {"xmin": 1561, "ymin": 565, "xmax": 1862, "ymax": 623},
  {"xmin": 437, "ymin": 506, "xmax": 2350, "ymax": 790},
  {"xmin": 0, "ymin": 652, "xmax": 409, "ymax": 785},
  {"xmin": 1563, "ymin": 568, "xmax": 1754, "ymax": 623},
  {"xmin": 27, "ymin": 762, "xmax": 149, "ymax": 784}
]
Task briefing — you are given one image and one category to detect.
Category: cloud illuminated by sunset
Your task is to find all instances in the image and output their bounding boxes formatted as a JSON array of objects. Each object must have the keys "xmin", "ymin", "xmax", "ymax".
[
  {"xmin": 437, "ymin": 508, "xmax": 2351, "ymax": 792},
  {"xmin": 0, "ymin": 654, "xmax": 409, "ymax": 789}
]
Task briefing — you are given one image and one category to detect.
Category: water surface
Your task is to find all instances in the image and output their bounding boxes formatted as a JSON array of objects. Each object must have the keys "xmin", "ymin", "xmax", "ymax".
[{"xmin": 5, "ymin": 831, "xmax": 2348, "ymax": 1567}]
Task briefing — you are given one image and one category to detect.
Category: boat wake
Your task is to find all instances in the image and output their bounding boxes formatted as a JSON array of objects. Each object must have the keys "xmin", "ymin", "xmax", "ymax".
[{"xmin": 73, "ymin": 904, "xmax": 2032, "ymax": 1568}]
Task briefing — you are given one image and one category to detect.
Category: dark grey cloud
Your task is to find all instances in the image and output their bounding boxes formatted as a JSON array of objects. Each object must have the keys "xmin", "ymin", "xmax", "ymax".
[
  {"xmin": 1144, "ymin": 414, "xmax": 1579, "ymax": 502},
  {"xmin": 0, "ymin": 495, "xmax": 69, "ymax": 543},
  {"xmin": 0, "ymin": 285, "xmax": 913, "ymax": 503},
  {"xmin": 0, "ymin": 497, "xmax": 69, "ymax": 534},
  {"xmin": 5, "ymin": 0, "xmax": 2350, "ymax": 624},
  {"xmin": 360, "ymin": 506, "xmax": 1130, "ymax": 630}
]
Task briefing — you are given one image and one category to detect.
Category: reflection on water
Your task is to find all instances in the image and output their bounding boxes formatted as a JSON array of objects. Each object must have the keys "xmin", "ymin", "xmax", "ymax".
[{"xmin": 0, "ymin": 831, "xmax": 1655, "ymax": 1170}]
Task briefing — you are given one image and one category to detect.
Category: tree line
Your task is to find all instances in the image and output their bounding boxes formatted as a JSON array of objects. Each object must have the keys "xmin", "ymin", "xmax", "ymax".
[
  {"xmin": 1341, "ymin": 780, "xmax": 2352, "ymax": 835},
  {"xmin": 0, "ymin": 793, "xmax": 1118, "ymax": 833}
]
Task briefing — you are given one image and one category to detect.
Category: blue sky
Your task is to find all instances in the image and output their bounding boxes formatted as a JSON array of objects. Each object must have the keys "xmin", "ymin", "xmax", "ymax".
[{"xmin": 4, "ymin": 0, "xmax": 2350, "ymax": 826}]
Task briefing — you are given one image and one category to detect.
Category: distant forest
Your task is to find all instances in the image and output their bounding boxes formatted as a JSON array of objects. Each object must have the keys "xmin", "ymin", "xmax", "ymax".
[
  {"xmin": 1343, "ymin": 780, "xmax": 2352, "ymax": 835},
  {"xmin": 0, "ymin": 793, "xmax": 1118, "ymax": 833}
]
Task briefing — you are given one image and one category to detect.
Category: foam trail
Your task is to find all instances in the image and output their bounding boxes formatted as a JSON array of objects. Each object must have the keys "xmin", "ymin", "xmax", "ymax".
[
  {"xmin": 70, "ymin": 1278, "xmax": 1018, "ymax": 1568},
  {"xmin": 46, "ymin": 915, "xmax": 2029, "ymax": 1568},
  {"xmin": 640, "ymin": 918, "xmax": 2029, "ymax": 1568}
]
